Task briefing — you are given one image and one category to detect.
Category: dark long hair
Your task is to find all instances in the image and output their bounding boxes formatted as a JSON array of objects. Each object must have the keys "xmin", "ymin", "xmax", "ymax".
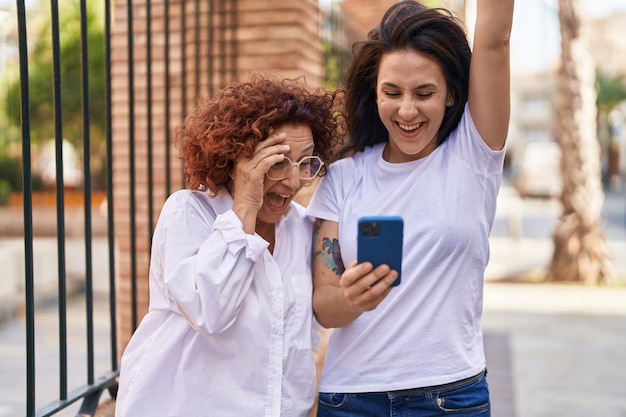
[{"xmin": 343, "ymin": 1, "xmax": 471, "ymax": 153}]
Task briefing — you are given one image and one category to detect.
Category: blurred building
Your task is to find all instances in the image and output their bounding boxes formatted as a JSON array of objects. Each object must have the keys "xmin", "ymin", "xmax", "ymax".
[
  {"xmin": 508, "ymin": 9, "xmax": 626, "ymax": 187},
  {"xmin": 508, "ymin": 73, "xmax": 557, "ymax": 171},
  {"xmin": 586, "ymin": 11, "xmax": 626, "ymax": 186},
  {"xmin": 586, "ymin": 12, "xmax": 626, "ymax": 77}
]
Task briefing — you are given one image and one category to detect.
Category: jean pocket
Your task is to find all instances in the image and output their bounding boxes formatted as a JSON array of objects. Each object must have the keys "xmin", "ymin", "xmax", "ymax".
[
  {"xmin": 433, "ymin": 374, "xmax": 490, "ymax": 414},
  {"xmin": 318, "ymin": 392, "xmax": 349, "ymax": 409}
]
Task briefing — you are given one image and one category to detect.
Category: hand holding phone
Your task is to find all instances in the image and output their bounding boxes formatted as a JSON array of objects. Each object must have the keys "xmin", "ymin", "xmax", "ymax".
[{"xmin": 357, "ymin": 216, "xmax": 403, "ymax": 286}]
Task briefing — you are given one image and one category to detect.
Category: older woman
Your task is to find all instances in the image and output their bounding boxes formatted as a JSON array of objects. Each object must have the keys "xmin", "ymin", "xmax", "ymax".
[{"xmin": 115, "ymin": 74, "xmax": 343, "ymax": 417}]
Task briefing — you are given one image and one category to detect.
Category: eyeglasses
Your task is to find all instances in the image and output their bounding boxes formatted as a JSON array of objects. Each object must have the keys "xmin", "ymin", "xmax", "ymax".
[{"xmin": 266, "ymin": 155, "xmax": 324, "ymax": 181}]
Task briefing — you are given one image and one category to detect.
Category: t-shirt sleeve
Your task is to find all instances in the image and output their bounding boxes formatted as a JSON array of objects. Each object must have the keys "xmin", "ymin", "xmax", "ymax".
[
  {"xmin": 306, "ymin": 161, "xmax": 346, "ymax": 222},
  {"xmin": 450, "ymin": 103, "xmax": 507, "ymax": 177}
]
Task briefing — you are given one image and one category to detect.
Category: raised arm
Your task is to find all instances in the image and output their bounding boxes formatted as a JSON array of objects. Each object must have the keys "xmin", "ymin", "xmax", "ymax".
[
  {"xmin": 312, "ymin": 218, "xmax": 396, "ymax": 328},
  {"xmin": 468, "ymin": 0, "xmax": 515, "ymax": 150}
]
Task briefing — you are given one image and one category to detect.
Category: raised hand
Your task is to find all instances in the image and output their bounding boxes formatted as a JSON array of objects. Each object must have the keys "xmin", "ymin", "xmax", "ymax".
[{"xmin": 231, "ymin": 131, "xmax": 289, "ymax": 233}]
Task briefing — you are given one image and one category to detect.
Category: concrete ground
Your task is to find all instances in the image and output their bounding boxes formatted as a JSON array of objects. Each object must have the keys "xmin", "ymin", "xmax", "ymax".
[{"xmin": 482, "ymin": 282, "xmax": 626, "ymax": 417}]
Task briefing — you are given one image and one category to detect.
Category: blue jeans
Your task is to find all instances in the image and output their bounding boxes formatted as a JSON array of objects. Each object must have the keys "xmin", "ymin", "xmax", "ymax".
[{"xmin": 317, "ymin": 369, "xmax": 490, "ymax": 417}]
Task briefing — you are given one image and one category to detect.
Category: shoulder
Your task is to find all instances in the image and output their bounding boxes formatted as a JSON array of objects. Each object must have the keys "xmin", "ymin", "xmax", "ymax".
[
  {"xmin": 163, "ymin": 189, "xmax": 209, "ymax": 210},
  {"xmin": 446, "ymin": 104, "xmax": 481, "ymax": 146},
  {"xmin": 327, "ymin": 144, "xmax": 380, "ymax": 176},
  {"xmin": 159, "ymin": 189, "xmax": 224, "ymax": 222},
  {"xmin": 289, "ymin": 200, "xmax": 306, "ymax": 218},
  {"xmin": 287, "ymin": 201, "xmax": 313, "ymax": 224},
  {"xmin": 445, "ymin": 104, "xmax": 506, "ymax": 174}
]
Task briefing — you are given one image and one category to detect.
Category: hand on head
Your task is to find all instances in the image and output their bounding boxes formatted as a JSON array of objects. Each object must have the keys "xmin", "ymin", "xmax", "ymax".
[{"xmin": 230, "ymin": 131, "xmax": 288, "ymax": 214}]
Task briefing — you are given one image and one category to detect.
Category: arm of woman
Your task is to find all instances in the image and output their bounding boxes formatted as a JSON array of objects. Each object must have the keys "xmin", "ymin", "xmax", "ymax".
[
  {"xmin": 468, "ymin": 0, "xmax": 515, "ymax": 150},
  {"xmin": 312, "ymin": 218, "xmax": 397, "ymax": 328},
  {"xmin": 160, "ymin": 206, "xmax": 267, "ymax": 336}
]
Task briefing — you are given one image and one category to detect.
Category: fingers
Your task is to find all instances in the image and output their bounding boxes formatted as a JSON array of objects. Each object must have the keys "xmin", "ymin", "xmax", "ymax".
[
  {"xmin": 340, "ymin": 262, "xmax": 398, "ymax": 313},
  {"xmin": 234, "ymin": 131, "xmax": 289, "ymax": 179},
  {"xmin": 260, "ymin": 130, "xmax": 288, "ymax": 147}
]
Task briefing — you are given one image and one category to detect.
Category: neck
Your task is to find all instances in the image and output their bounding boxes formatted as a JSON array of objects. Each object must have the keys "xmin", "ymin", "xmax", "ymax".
[{"xmin": 256, "ymin": 219, "xmax": 275, "ymax": 254}]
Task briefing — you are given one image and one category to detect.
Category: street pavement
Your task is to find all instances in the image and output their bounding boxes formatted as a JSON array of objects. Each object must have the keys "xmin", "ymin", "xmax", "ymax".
[{"xmin": 1, "ymin": 183, "xmax": 626, "ymax": 417}]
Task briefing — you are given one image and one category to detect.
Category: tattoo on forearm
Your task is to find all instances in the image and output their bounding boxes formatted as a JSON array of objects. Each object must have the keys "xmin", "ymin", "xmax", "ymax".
[
  {"xmin": 322, "ymin": 237, "xmax": 345, "ymax": 276},
  {"xmin": 312, "ymin": 218, "xmax": 345, "ymax": 276}
]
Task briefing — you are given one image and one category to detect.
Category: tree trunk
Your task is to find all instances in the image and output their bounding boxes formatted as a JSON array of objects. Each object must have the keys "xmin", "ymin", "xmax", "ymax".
[{"xmin": 547, "ymin": 0, "xmax": 612, "ymax": 285}]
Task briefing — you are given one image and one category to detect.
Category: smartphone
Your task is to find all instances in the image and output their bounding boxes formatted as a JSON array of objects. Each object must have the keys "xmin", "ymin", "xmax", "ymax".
[{"xmin": 357, "ymin": 216, "xmax": 403, "ymax": 287}]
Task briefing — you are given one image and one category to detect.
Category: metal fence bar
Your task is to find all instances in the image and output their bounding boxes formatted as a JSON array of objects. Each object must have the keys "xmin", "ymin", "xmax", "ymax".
[
  {"xmin": 180, "ymin": 0, "xmax": 188, "ymax": 188},
  {"xmin": 35, "ymin": 371, "xmax": 119, "ymax": 417},
  {"xmin": 219, "ymin": 0, "xmax": 226, "ymax": 86},
  {"xmin": 126, "ymin": 0, "xmax": 138, "ymax": 331},
  {"xmin": 229, "ymin": 0, "xmax": 237, "ymax": 82},
  {"xmin": 164, "ymin": 0, "xmax": 171, "ymax": 197},
  {"xmin": 49, "ymin": 0, "xmax": 69, "ymax": 403},
  {"xmin": 194, "ymin": 0, "xmax": 200, "ymax": 98},
  {"xmin": 104, "ymin": 0, "xmax": 118, "ymax": 377},
  {"xmin": 181, "ymin": 0, "xmax": 187, "ymax": 119},
  {"xmin": 207, "ymin": 0, "xmax": 214, "ymax": 97},
  {"xmin": 16, "ymin": 0, "xmax": 35, "ymax": 414},
  {"xmin": 146, "ymin": 0, "xmax": 155, "ymax": 240},
  {"xmin": 78, "ymin": 0, "xmax": 95, "ymax": 387}
]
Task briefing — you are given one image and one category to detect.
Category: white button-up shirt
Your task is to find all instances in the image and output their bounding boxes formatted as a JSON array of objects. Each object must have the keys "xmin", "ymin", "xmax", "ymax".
[{"xmin": 115, "ymin": 188, "xmax": 318, "ymax": 417}]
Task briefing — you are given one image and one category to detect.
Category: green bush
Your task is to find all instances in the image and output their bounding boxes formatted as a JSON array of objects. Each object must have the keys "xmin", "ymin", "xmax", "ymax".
[
  {"xmin": 0, "ymin": 179, "xmax": 11, "ymax": 205},
  {"xmin": 0, "ymin": 155, "xmax": 22, "ymax": 191}
]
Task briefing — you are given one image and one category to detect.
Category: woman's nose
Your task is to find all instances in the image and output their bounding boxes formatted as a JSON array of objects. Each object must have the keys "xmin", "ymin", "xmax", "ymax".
[
  {"xmin": 398, "ymin": 97, "xmax": 418, "ymax": 119},
  {"xmin": 281, "ymin": 165, "xmax": 302, "ymax": 190}
]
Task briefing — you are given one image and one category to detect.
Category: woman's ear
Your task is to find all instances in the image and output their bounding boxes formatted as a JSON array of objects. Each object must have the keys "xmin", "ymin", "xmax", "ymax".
[{"xmin": 446, "ymin": 93, "xmax": 455, "ymax": 107}]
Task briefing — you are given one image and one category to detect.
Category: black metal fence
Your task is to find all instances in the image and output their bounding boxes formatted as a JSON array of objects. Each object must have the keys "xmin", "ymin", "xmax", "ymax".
[
  {"xmin": 9, "ymin": 0, "xmax": 236, "ymax": 415},
  {"xmin": 15, "ymin": 0, "xmax": 118, "ymax": 414}
]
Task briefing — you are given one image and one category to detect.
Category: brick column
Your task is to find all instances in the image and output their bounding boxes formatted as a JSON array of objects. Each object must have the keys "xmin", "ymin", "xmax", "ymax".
[{"xmin": 111, "ymin": 0, "xmax": 323, "ymax": 358}]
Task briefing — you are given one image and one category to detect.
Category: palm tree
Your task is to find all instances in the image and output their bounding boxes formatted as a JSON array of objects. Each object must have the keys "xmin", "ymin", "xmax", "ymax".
[{"xmin": 547, "ymin": 0, "xmax": 612, "ymax": 284}]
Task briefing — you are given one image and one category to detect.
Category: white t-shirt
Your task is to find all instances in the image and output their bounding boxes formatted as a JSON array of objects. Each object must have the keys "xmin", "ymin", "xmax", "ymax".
[
  {"xmin": 307, "ymin": 105, "xmax": 505, "ymax": 392},
  {"xmin": 116, "ymin": 188, "xmax": 317, "ymax": 417}
]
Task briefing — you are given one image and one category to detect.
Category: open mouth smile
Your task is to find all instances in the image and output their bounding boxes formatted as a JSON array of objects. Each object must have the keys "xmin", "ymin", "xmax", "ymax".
[
  {"xmin": 398, "ymin": 122, "xmax": 423, "ymax": 132},
  {"xmin": 265, "ymin": 192, "xmax": 292, "ymax": 212}
]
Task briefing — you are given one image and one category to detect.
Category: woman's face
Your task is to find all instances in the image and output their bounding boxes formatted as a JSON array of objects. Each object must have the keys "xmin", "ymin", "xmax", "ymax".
[
  {"xmin": 376, "ymin": 49, "xmax": 453, "ymax": 163},
  {"xmin": 257, "ymin": 123, "xmax": 315, "ymax": 225}
]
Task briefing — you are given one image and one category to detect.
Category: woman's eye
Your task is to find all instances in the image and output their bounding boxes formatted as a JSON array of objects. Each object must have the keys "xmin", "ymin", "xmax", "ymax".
[
  {"xmin": 383, "ymin": 91, "xmax": 400, "ymax": 97},
  {"xmin": 272, "ymin": 160, "xmax": 289, "ymax": 169},
  {"xmin": 417, "ymin": 92, "xmax": 434, "ymax": 98}
]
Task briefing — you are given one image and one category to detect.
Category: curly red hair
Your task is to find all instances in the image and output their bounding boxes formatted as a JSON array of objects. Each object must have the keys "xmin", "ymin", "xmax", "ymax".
[{"xmin": 177, "ymin": 74, "xmax": 344, "ymax": 195}]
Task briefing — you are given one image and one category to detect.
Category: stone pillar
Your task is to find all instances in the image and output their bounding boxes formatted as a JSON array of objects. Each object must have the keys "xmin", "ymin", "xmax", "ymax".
[{"xmin": 111, "ymin": 0, "xmax": 323, "ymax": 357}]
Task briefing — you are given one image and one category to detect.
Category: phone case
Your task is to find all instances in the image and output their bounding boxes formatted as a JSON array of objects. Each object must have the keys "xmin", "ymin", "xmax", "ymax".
[{"xmin": 357, "ymin": 216, "xmax": 403, "ymax": 286}]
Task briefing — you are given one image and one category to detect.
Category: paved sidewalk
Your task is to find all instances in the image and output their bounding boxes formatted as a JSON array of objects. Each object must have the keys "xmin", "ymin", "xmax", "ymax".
[
  {"xmin": 3, "ymin": 280, "xmax": 625, "ymax": 417},
  {"xmin": 483, "ymin": 282, "xmax": 626, "ymax": 417}
]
